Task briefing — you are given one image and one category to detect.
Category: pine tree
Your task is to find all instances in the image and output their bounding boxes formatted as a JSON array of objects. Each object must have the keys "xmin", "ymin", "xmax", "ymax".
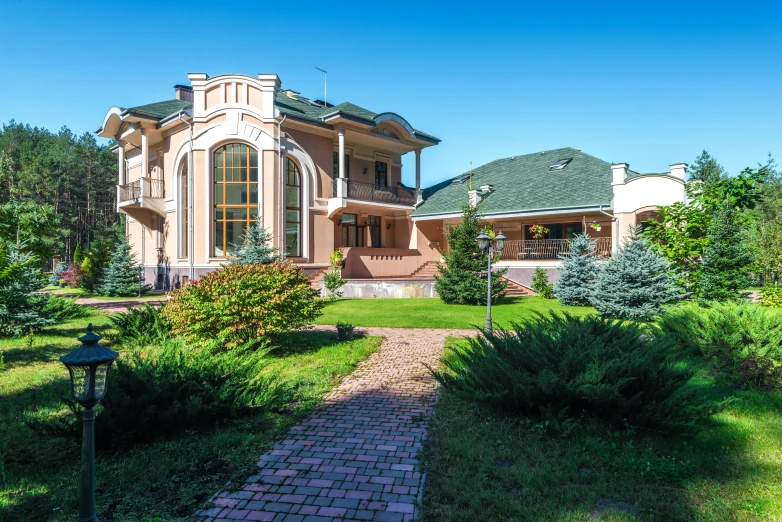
[
  {"xmin": 700, "ymin": 206, "xmax": 754, "ymax": 301},
  {"xmin": 688, "ymin": 150, "xmax": 726, "ymax": 184},
  {"xmin": 95, "ymin": 239, "xmax": 151, "ymax": 297},
  {"xmin": 590, "ymin": 227, "xmax": 680, "ymax": 321},
  {"xmin": 434, "ymin": 204, "xmax": 507, "ymax": 305},
  {"xmin": 531, "ymin": 267, "xmax": 554, "ymax": 298},
  {"xmin": 554, "ymin": 233, "xmax": 598, "ymax": 306},
  {"xmin": 230, "ymin": 220, "xmax": 278, "ymax": 265}
]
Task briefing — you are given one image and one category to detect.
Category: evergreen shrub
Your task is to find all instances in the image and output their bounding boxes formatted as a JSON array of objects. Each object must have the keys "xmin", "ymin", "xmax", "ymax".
[
  {"xmin": 531, "ymin": 267, "xmax": 554, "ymax": 299},
  {"xmin": 0, "ymin": 244, "xmax": 51, "ymax": 337},
  {"xmin": 42, "ymin": 296, "xmax": 89, "ymax": 322},
  {"xmin": 554, "ymin": 233, "xmax": 598, "ymax": 306},
  {"xmin": 95, "ymin": 240, "xmax": 151, "ymax": 297},
  {"xmin": 760, "ymin": 285, "xmax": 782, "ymax": 308},
  {"xmin": 107, "ymin": 303, "xmax": 168, "ymax": 347},
  {"xmin": 700, "ymin": 206, "xmax": 754, "ymax": 301},
  {"xmin": 430, "ymin": 313, "xmax": 704, "ymax": 434},
  {"xmin": 162, "ymin": 261, "xmax": 323, "ymax": 346},
  {"xmin": 657, "ymin": 301, "xmax": 782, "ymax": 390},
  {"xmin": 230, "ymin": 220, "xmax": 278, "ymax": 265},
  {"xmin": 49, "ymin": 261, "xmax": 67, "ymax": 286}
]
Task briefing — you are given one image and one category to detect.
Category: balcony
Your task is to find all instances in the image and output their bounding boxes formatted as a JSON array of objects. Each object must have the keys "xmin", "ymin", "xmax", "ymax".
[
  {"xmin": 500, "ymin": 238, "xmax": 612, "ymax": 260},
  {"xmin": 116, "ymin": 177, "xmax": 165, "ymax": 228},
  {"xmin": 328, "ymin": 178, "xmax": 416, "ymax": 217}
]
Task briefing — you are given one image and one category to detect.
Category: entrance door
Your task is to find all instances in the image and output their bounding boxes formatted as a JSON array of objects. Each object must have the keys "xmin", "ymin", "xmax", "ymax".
[{"xmin": 341, "ymin": 213, "xmax": 365, "ymax": 247}]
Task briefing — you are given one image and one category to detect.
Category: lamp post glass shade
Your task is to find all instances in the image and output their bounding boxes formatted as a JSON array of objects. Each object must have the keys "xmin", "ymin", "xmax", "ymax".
[
  {"xmin": 476, "ymin": 231, "xmax": 490, "ymax": 252},
  {"xmin": 60, "ymin": 324, "xmax": 119, "ymax": 408},
  {"xmin": 495, "ymin": 230, "xmax": 506, "ymax": 252}
]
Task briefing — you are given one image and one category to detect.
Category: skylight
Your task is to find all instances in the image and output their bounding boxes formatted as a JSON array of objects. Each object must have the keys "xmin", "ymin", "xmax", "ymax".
[
  {"xmin": 549, "ymin": 158, "xmax": 573, "ymax": 171},
  {"xmin": 451, "ymin": 174, "xmax": 470, "ymax": 184}
]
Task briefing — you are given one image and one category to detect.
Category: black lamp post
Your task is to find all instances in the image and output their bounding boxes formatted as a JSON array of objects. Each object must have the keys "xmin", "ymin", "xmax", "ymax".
[
  {"xmin": 477, "ymin": 230, "xmax": 506, "ymax": 335},
  {"xmin": 60, "ymin": 324, "xmax": 118, "ymax": 522}
]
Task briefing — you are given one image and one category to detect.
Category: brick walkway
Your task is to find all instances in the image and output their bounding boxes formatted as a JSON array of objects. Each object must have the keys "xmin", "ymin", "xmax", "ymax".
[{"xmin": 195, "ymin": 326, "xmax": 475, "ymax": 522}]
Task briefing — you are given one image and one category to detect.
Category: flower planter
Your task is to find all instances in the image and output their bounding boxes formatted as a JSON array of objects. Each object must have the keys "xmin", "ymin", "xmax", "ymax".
[{"xmin": 336, "ymin": 325, "xmax": 355, "ymax": 340}]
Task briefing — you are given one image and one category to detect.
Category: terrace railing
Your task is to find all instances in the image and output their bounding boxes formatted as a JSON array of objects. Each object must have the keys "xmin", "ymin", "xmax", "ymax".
[
  {"xmin": 500, "ymin": 238, "xmax": 612, "ymax": 260},
  {"xmin": 118, "ymin": 177, "xmax": 165, "ymax": 202},
  {"xmin": 332, "ymin": 179, "xmax": 416, "ymax": 206}
]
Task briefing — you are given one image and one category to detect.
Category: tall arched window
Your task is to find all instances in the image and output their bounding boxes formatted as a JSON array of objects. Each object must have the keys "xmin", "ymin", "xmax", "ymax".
[
  {"xmin": 213, "ymin": 143, "xmax": 258, "ymax": 257},
  {"xmin": 179, "ymin": 161, "xmax": 188, "ymax": 258},
  {"xmin": 285, "ymin": 158, "xmax": 301, "ymax": 257}
]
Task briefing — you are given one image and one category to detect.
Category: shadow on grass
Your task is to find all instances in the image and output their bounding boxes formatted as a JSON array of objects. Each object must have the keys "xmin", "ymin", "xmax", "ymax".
[{"xmin": 270, "ymin": 330, "xmax": 365, "ymax": 358}]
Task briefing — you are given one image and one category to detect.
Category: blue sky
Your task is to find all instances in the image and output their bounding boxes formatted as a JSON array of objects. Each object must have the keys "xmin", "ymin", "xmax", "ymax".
[{"xmin": 0, "ymin": 0, "xmax": 779, "ymax": 186}]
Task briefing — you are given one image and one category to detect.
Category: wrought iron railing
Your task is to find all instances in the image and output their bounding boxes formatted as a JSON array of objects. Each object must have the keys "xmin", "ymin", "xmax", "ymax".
[
  {"xmin": 331, "ymin": 178, "xmax": 415, "ymax": 206},
  {"xmin": 118, "ymin": 177, "xmax": 165, "ymax": 202},
  {"xmin": 119, "ymin": 180, "xmax": 141, "ymax": 202},
  {"xmin": 500, "ymin": 238, "xmax": 612, "ymax": 260}
]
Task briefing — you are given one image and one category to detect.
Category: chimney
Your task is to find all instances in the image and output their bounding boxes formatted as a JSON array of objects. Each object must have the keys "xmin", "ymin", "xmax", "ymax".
[
  {"xmin": 174, "ymin": 84, "xmax": 194, "ymax": 103},
  {"xmin": 611, "ymin": 163, "xmax": 628, "ymax": 186},
  {"xmin": 468, "ymin": 189, "xmax": 479, "ymax": 208},
  {"xmin": 669, "ymin": 163, "xmax": 688, "ymax": 181}
]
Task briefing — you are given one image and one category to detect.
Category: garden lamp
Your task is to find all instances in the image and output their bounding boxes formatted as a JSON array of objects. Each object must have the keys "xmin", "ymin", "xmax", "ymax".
[
  {"xmin": 495, "ymin": 230, "xmax": 506, "ymax": 252},
  {"xmin": 476, "ymin": 231, "xmax": 490, "ymax": 253},
  {"xmin": 60, "ymin": 324, "xmax": 118, "ymax": 522}
]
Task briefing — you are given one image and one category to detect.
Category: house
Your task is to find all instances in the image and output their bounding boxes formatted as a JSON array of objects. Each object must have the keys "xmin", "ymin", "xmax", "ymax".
[
  {"xmin": 95, "ymin": 72, "xmax": 442, "ymax": 291},
  {"xmin": 95, "ymin": 71, "xmax": 687, "ymax": 295},
  {"xmin": 412, "ymin": 147, "xmax": 688, "ymax": 289}
]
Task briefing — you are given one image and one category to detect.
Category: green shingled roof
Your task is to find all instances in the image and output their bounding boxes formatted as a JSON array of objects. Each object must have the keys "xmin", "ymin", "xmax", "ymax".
[
  {"xmin": 412, "ymin": 148, "xmax": 614, "ymax": 217},
  {"xmin": 125, "ymin": 99, "xmax": 193, "ymax": 119}
]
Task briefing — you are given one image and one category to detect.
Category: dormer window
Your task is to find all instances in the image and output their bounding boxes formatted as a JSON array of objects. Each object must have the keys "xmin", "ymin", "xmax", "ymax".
[{"xmin": 549, "ymin": 158, "xmax": 573, "ymax": 171}]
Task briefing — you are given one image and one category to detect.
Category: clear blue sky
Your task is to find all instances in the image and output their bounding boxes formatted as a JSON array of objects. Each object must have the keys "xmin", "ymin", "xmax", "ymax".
[{"xmin": 1, "ymin": 0, "xmax": 779, "ymax": 186}]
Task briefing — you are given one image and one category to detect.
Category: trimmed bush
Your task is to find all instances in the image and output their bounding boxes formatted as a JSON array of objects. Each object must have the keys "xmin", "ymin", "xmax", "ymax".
[
  {"xmin": 162, "ymin": 261, "xmax": 323, "ymax": 346},
  {"xmin": 42, "ymin": 296, "xmax": 89, "ymax": 322},
  {"xmin": 431, "ymin": 313, "xmax": 704, "ymax": 434},
  {"xmin": 759, "ymin": 285, "xmax": 782, "ymax": 308},
  {"xmin": 531, "ymin": 267, "xmax": 554, "ymax": 299},
  {"xmin": 107, "ymin": 303, "xmax": 168, "ymax": 347},
  {"xmin": 657, "ymin": 301, "xmax": 782, "ymax": 390}
]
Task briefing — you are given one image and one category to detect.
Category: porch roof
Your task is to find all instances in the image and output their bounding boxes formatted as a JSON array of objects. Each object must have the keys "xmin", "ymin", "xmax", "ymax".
[{"xmin": 412, "ymin": 147, "xmax": 615, "ymax": 218}]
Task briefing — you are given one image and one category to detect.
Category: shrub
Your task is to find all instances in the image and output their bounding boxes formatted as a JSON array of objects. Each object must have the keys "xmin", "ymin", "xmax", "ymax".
[
  {"xmin": 49, "ymin": 261, "xmax": 67, "ymax": 286},
  {"xmin": 435, "ymin": 204, "xmax": 507, "ymax": 305},
  {"xmin": 431, "ymin": 313, "xmax": 703, "ymax": 434},
  {"xmin": 590, "ymin": 226, "xmax": 680, "ymax": 321},
  {"xmin": 107, "ymin": 303, "xmax": 168, "ymax": 347},
  {"xmin": 759, "ymin": 285, "xmax": 782, "ymax": 308},
  {"xmin": 554, "ymin": 233, "xmax": 598, "ymax": 306},
  {"xmin": 323, "ymin": 270, "xmax": 347, "ymax": 300},
  {"xmin": 0, "ymin": 243, "xmax": 51, "ymax": 337},
  {"xmin": 657, "ymin": 301, "xmax": 782, "ymax": 390},
  {"xmin": 531, "ymin": 267, "xmax": 554, "ymax": 299},
  {"xmin": 162, "ymin": 261, "xmax": 323, "ymax": 346},
  {"xmin": 60, "ymin": 262, "xmax": 85, "ymax": 288},
  {"xmin": 42, "ymin": 296, "xmax": 89, "ymax": 322},
  {"xmin": 63, "ymin": 338, "xmax": 282, "ymax": 449}
]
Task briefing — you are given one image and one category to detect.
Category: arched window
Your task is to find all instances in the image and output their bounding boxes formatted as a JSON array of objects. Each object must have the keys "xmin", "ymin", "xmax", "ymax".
[
  {"xmin": 179, "ymin": 161, "xmax": 188, "ymax": 258},
  {"xmin": 285, "ymin": 158, "xmax": 301, "ymax": 257},
  {"xmin": 213, "ymin": 143, "xmax": 258, "ymax": 257}
]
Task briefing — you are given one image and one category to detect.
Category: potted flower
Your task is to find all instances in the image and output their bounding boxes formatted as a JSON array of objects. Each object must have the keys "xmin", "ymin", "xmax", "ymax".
[
  {"xmin": 330, "ymin": 248, "xmax": 345, "ymax": 270},
  {"xmin": 528, "ymin": 224, "xmax": 549, "ymax": 240},
  {"xmin": 336, "ymin": 323, "xmax": 355, "ymax": 340},
  {"xmin": 591, "ymin": 221, "xmax": 602, "ymax": 232},
  {"xmin": 59, "ymin": 278, "xmax": 65, "ymax": 288}
]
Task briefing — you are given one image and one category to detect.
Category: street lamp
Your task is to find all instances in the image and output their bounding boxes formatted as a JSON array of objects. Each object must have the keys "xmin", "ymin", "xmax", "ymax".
[
  {"xmin": 60, "ymin": 324, "xmax": 119, "ymax": 522},
  {"xmin": 477, "ymin": 230, "xmax": 506, "ymax": 336},
  {"xmin": 137, "ymin": 263, "xmax": 144, "ymax": 298}
]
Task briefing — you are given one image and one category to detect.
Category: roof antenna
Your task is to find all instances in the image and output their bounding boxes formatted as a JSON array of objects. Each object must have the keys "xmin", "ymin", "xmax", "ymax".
[
  {"xmin": 315, "ymin": 67, "xmax": 327, "ymax": 107},
  {"xmin": 469, "ymin": 161, "xmax": 473, "ymax": 191}
]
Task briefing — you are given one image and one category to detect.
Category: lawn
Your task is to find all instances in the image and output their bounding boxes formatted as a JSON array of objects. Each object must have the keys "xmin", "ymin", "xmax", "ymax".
[
  {"xmin": 314, "ymin": 296, "xmax": 595, "ymax": 329},
  {"xmin": 0, "ymin": 311, "xmax": 381, "ymax": 521},
  {"xmin": 42, "ymin": 285, "xmax": 165, "ymax": 301},
  {"xmin": 420, "ymin": 337, "xmax": 782, "ymax": 522}
]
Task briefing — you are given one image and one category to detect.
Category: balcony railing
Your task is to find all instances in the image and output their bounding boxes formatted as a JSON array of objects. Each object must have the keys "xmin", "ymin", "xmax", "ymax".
[
  {"xmin": 118, "ymin": 177, "xmax": 164, "ymax": 203},
  {"xmin": 332, "ymin": 179, "xmax": 415, "ymax": 206},
  {"xmin": 500, "ymin": 238, "xmax": 612, "ymax": 260}
]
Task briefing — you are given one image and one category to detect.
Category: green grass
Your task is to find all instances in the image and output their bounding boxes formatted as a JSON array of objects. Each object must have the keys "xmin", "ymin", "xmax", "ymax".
[
  {"xmin": 420, "ymin": 337, "xmax": 782, "ymax": 522},
  {"xmin": 314, "ymin": 296, "xmax": 595, "ymax": 329},
  {"xmin": 0, "ymin": 312, "xmax": 381, "ymax": 521},
  {"xmin": 42, "ymin": 285, "xmax": 165, "ymax": 301}
]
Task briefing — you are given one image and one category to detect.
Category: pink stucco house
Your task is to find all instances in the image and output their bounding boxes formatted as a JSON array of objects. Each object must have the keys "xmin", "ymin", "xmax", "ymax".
[{"xmin": 96, "ymin": 71, "xmax": 688, "ymax": 296}]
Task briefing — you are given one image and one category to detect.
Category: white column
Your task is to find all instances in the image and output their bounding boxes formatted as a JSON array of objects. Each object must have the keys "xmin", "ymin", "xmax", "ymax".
[
  {"xmin": 117, "ymin": 140, "xmax": 126, "ymax": 185},
  {"xmin": 415, "ymin": 149, "xmax": 422, "ymax": 204},
  {"xmin": 140, "ymin": 129, "xmax": 149, "ymax": 198},
  {"xmin": 337, "ymin": 127, "xmax": 347, "ymax": 197}
]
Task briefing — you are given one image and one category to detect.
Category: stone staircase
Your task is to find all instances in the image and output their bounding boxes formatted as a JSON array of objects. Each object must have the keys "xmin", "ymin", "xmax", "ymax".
[
  {"xmin": 502, "ymin": 277, "xmax": 534, "ymax": 296},
  {"xmin": 308, "ymin": 267, "xmax": 328, "ymax": 290},
  {"xmin": 408, "ymin": 260, "xmax": 439, "ymax": 279}
]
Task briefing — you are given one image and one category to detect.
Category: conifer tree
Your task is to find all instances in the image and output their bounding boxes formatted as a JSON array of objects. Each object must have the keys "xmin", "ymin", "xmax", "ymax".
[
  {"xmin": 95, "ymin": 239, "xmax": 150, "ymax": 297},
  {"xmin": 554, "ymin": 233, "xmax": 598, "ymax": 306},
  {"xmin": 700, "ymin": 205, "xmax": 754, "ymax": 300},
  {"xmin": 590, "ymin": 227, "xmax": 680, "ymax": 321},
  {"xmin": 231, "ymin": 220, "xmax": 278, "ymax": 265},
  {"xmin": 434, "ymin": 204, "xmax": 507, "ymax": 305},
  {"xmin": 73, "ymin": 244, "xmax": 83, "ymax": 264}
]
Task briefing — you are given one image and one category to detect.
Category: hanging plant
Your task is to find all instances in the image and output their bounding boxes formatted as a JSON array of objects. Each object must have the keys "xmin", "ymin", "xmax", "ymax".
[
  {"xmin": 591, "ymin": 221, "xmax": 602, "ymax": 232},
  {"xmin": 528, "ymin": 224, "xmax": 549, "ymax": 240}
]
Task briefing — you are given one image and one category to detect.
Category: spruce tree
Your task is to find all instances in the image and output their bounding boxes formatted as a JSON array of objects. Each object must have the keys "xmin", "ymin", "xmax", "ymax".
[
  {"xmin": 434, "ymin": 204, "xmax": 507, "ymax": 305},
  {"xmin": 590, "ymin": 226, "xmax": 680, "ymax": 321},
  {"xmin": 700, "ymin": 205, "xmax": 754, "ymax": 301},
  {"xmin": 95, "ymin": 239, "xmax": 151, "ymax": 297},
  {"xmin": 231, "ymin": 220, "xmax": 278, "ymax": 265},
  {"xmin": 73, "ymin": 244, "xmax": 83, "ymax": 264},
  {"xmin": 554, "ymin": 233, "xmax": 598, "ymax": 306},
  {"xmin": 688, "ymin": 150, "xmax": 726, "ymax": 184}
]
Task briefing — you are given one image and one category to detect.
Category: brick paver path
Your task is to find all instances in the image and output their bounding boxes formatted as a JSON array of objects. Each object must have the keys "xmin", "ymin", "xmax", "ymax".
[{"xmin": 196, "ymin": 326, "xmax": 475, "ymax": 522}]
